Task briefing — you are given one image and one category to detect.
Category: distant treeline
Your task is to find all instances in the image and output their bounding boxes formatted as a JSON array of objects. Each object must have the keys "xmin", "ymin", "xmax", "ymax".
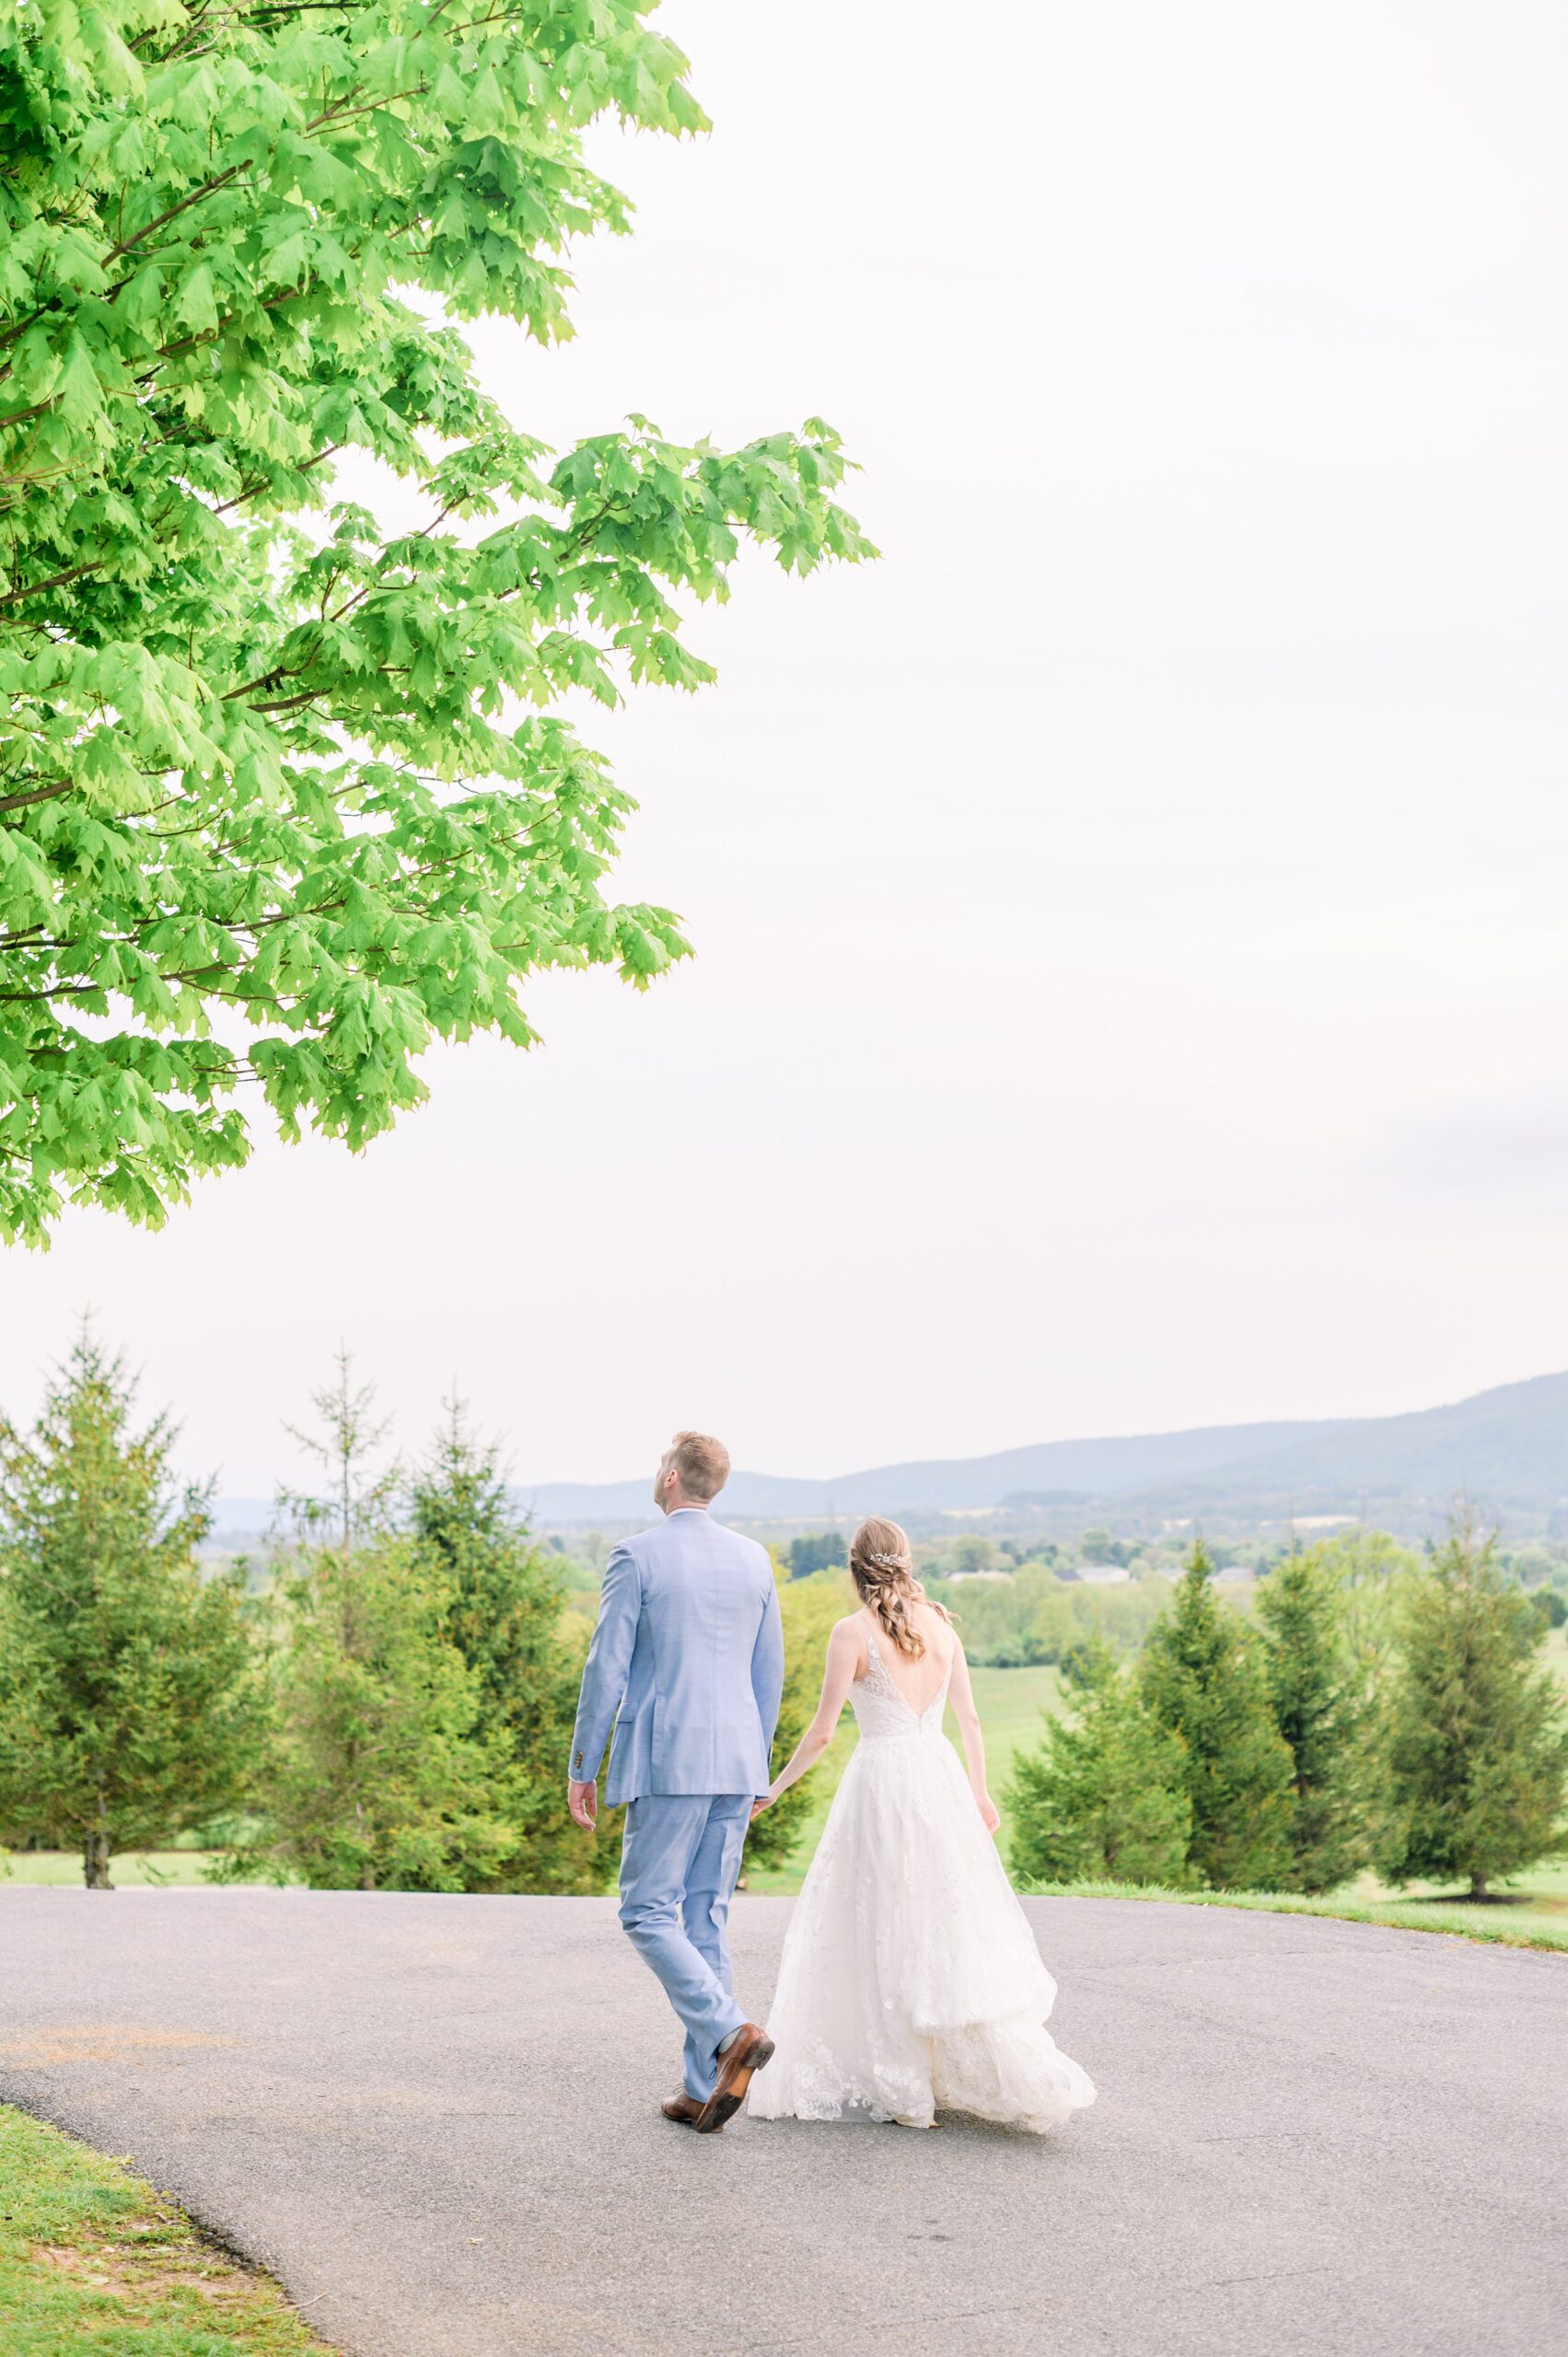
[
  {"xmin": 922, "ymin": 1569, "xmax": 1171, "ymax": 1667},
  {"xmin": 779, "ymin": 1521, "xmax": 1568, "ymax": 1673}
]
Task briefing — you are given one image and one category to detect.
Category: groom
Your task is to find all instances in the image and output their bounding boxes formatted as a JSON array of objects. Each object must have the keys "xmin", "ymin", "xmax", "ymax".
[{"xmin": 567, "ymin": 1430, "xmax": 784, "ymax": 2132}]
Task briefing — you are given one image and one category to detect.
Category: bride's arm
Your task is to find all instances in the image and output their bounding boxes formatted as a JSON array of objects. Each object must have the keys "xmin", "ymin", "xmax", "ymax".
[
  {"xmin": 948, "ymin": 1639, "xmax": 1001, "ymax": 1835},
  {"xmin": 750, "ymin": 1620, "xmax": 862, "ymax": 1817}
]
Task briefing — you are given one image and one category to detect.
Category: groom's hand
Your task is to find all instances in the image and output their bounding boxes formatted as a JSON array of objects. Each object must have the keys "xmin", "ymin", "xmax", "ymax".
[{"xmin": 568, "ymin": 1779, "xmax": 598, "ymax": 1831}]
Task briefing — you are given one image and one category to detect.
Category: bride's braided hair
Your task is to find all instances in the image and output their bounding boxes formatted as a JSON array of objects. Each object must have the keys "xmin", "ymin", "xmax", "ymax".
[{"xmin": 849, "ymin": 1516, "xmax": 951, "ymax": 1659}]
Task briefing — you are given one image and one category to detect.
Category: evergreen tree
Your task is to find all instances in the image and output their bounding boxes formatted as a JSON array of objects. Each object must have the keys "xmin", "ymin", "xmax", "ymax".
[
  {"xmin": 261, "ymin": 1364, "xmax": 514, "ymax": 1892},
  {"xmin": 1377, "ymin": 1515, "xmax": 1568, "ymax": 1898},
  {"xmin": 279, "ymin": 1348, "xmax": 401, "ymax": 1559},
  {"xmin": 268, "ymin": 1536, "xmax": 517, "ymax": 1892},
  {"xmin": 0, "ymin": 1330, "xmax": 268, "ymax": 1888},
  {"xmin": 1006, "ymin": 1637, "xmax": 1191, "ymax": 1887},
  {"xmin": 1138, "ymin": 1541, "xmax": 1295, "ymax": 1890},
  {"xmin": 408, "ymin": 1402, "xmax": 610, "ymax": 1896},
  {"xmin": 784, "ymin": 1532, "xmax": 846, "ymax": 1580},
  {"xmin": 1256, "ymin": 1544, "xmax": 1368, "ymax": 1893}
]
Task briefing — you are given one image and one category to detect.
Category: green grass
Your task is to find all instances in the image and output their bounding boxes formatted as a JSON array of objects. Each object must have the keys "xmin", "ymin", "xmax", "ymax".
[
  {"xmin": 2, "ymin": 1850, "xmax": 230, "ymax": 1888},
  {"xmin": 1352, "ymin": 1854, "xmax": 1568, "ymax": 1915},
  {"xmin": 1021, "ymin": 1878, "xmax": 1568, "ymax": 1953},
  {"xmin": 0, "ymin": 2103, "xmax": 338, "ymax": 2353}
]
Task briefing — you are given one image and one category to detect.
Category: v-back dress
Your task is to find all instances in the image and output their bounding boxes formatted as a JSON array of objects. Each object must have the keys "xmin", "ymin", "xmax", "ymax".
[{"xmin": 748, "ymin": 1621, "xmax": 1097, "ymax": 2132}]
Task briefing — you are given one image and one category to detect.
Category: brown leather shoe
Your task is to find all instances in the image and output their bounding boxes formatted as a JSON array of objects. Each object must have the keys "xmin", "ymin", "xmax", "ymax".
[
  {"xmin": 694, "ymin": 2024, "xmax": 774, "ymax": 2135},
  {"xmin": 661, "ymin": 2093, "xmax": 716, "ymax": 2131}
]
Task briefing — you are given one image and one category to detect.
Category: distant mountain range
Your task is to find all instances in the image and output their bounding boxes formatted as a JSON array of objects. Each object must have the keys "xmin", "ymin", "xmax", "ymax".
[
  {"xmin": 204, "ymin": 1370, "xmax": 1568, "ymax": 1538},
  {"xmin": 505, "ymin": 1371, "xmax": 1568, "ymax": 1527}
]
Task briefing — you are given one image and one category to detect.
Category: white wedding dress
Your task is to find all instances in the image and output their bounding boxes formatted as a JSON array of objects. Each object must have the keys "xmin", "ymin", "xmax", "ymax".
[{"xmin": 749, "ymin": 1622, "xmax": 1097, "ymax": 2132}]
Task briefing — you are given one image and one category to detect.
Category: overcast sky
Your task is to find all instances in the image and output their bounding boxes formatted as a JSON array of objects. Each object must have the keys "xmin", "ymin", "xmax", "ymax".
[{"xmin": 5, "ymin": 2, "xmax": 1568, "ymax": 1494}]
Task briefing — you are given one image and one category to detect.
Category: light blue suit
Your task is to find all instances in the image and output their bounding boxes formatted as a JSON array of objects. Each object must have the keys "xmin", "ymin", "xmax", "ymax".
[{"xmin": 570, "ymin": 1508, "xmax": 785, "ymax": 2099}]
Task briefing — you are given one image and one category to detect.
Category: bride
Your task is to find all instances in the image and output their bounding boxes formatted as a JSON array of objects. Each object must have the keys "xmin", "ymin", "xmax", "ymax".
[{"xmin": 748, "ymin": 1517, "xmax": 1097, "ymax": 2134}]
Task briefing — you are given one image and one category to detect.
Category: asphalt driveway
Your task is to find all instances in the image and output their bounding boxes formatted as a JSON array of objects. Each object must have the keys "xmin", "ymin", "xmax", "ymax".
[{"xmin": 0, "ymin": 1889, "xmax": 1562, "ymax": 2357}]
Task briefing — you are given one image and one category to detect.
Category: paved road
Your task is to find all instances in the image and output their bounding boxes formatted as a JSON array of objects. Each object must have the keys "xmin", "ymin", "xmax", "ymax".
[{"xmin": 0, "ymin": 1890, "xmax": 1562, "ymax": 2357}]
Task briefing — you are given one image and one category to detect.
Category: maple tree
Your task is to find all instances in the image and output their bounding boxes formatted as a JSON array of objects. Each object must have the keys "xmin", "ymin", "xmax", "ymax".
[{"xmin": 0, "ymin": 2, "xmax": 871, "ymax": 1241}]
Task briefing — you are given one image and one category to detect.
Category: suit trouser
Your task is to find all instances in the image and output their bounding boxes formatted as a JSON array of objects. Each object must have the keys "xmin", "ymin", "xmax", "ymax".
[{"xmin": 619, "ymin": 1793, "xmax": 751, "ymax": 2100}]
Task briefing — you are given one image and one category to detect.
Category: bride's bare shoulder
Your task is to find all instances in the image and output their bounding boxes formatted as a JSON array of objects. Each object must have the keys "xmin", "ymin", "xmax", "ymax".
[{"xmin": 828, "ymin": 1610, "xmax": 871, "ymax": 1665}]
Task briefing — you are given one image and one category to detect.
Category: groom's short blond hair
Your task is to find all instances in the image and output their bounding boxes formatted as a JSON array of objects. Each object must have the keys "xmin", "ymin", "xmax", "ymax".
[{"xmin": 669, "ymin": 1430, "xmax": 730, "ymax": 1503}]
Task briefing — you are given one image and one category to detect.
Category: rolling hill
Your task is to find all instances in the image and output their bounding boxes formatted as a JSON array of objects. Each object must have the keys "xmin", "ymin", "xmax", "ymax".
[
  {"xmin": 512, "ymin": 1371, "xmax": 1568, "ymax": 1526},
  {"xmin": 205, "ymin": 1370, "xmax": 1568, "ymax": 1538},
  {"xmin": 517, "ymin": 1417, "xmax": 1342, "ymax": 1523}
]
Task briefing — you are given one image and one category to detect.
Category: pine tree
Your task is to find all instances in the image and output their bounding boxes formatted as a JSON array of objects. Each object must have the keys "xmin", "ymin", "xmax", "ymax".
[
  {"xmin": 1256, "ymin": 1544, "xmax": 1368, "ymax": 1893},
  {"xmin": 1138, "ymin": 1541, "xmax": 1296, "ymax": 1890},
  {"xmin": 1377, "ymin": 1515, "xmax": 1568, "ymax": 1898},
  {"xmin": 408, "ymin": 1402, "xmax": 611, "ymax": 1896},
  {"xmin": 0, "ymin": 1330, "xmax": 268, "ymax": 1888},
  {"xmin": 1006, "ymin": 1637, "xmax": 1192, "ymax": 1887},
  {"xmin": 261, "ymin": 1364, "xmax": 515, "ymax": 1893},
  {"xmin": 278, "ymin": 1348, "xmax": 402, "ymax": 1560},
  {"xmin": 268, "ymin": 1537, "xmax": 517, "ymax": 1893}
]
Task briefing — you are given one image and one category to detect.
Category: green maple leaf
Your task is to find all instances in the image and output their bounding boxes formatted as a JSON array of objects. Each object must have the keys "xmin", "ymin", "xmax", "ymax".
[{"xmin": 0, "ymin": 0, "xmax": 876, "ymax": 1248}]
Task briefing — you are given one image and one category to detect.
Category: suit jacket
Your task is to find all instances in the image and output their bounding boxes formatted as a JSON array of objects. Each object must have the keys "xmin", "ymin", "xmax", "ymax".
[{"xmin": 568, "ymin": 1509, "xmax": 784, "ymax": 1805}]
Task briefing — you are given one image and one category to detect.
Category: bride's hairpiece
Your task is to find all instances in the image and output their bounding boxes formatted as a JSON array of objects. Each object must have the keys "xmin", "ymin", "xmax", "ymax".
[{"xmin": 850, "ymin": 1515, "xmax": 942, "ymax": 1658}]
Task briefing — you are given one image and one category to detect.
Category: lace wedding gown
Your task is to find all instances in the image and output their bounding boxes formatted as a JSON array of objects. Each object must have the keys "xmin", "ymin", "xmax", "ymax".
[{"xmin": 749, "ymin": 1623, "xmax": 1097, "ymax": 2133}]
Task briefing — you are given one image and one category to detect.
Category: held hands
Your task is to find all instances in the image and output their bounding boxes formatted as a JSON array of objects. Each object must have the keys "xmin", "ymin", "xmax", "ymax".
[
  {"xmin": 750, "ymin": 1787, "xmax": 779, "ymax": 1820},
  {"xmin": 567, "ymin": 1779, "xmax": 598, "ymax": 1832}
]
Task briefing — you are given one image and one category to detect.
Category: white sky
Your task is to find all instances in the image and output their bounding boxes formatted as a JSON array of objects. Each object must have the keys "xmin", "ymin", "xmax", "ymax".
[{"xmin": 5, "ymin": 1, "xmax": 1568, "ymax": 1493}]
